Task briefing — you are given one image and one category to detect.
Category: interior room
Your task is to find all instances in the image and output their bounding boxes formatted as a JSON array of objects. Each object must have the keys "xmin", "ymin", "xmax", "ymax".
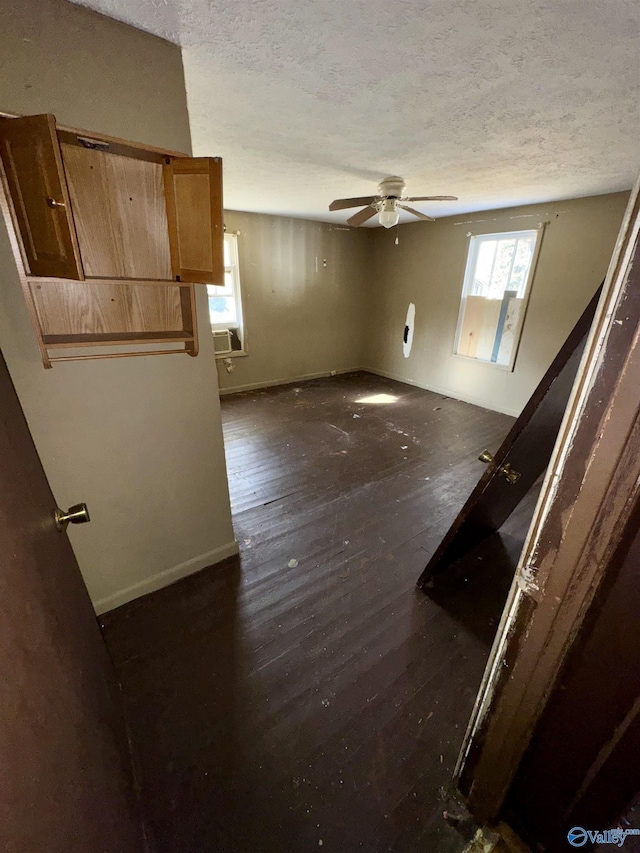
[{"xmin": 0, "ymin": 0, "xmax": 639, "ymax": 851}]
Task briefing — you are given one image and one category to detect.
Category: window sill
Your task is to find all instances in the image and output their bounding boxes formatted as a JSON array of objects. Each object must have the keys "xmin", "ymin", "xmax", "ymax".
[
  {"xmin": 451, "ymin": 352, "xmax": 513, "ymax": 372},
  {"xmin": 214, "ymin": 350, "xmax": 248, "ymax": 360}
]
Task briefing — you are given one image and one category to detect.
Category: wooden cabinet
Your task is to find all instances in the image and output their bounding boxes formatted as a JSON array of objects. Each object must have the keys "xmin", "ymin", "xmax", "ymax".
[{"xmin": 0, "ymin": 113, "xmax": 224, "ymax": 368}]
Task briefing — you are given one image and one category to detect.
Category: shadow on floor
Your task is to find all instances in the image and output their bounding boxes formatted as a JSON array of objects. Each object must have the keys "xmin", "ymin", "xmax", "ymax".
[
  {"xmin": 424, "ymin": 531, "xmax": 522, "ymax": 647},
  {"xmin": 424, "ymin": 480, "xmax": 542, "ymax": 647}
]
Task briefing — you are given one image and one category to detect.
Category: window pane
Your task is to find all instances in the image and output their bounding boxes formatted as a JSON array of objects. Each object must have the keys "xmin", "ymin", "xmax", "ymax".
[
  {"xmin": 212, "ymin": 234, "xmax": 243, "ymax": 345},
  {"xmin": 207, "ymin": 273, "xmax": 234, "ymax": 298},
  {"xmin": 456, "ymin": 230, "xmax": 538, "ymax": 368},
  {"xmin": 473, "ymin": 240, "xmax": 497, "ymax": 296},
  {"xmin": 510, "ymin": 238, "xmax": 535, "ymax": 296},
  {"xmin": 495, "ymin": 296, "xmax": 524, "ymax": 365},
  {"xmin": 209, "ymin": 295, "xmax": 237, "ymax": 326},
  {"xmin": 489, "ymin": 238, "xmax": 516, "ymax": 299}
]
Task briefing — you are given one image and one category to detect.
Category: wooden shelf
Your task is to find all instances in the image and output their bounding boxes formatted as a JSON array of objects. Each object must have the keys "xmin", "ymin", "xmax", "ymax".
[
  {"xmin": 30, "ymin": 276, "xmax": 186, "ymax": 287},
  {"xmin": 84, "ymin": 277, "xmax": 183, "ymax": 286},
  {"xmin": 42, "ymin": 331, "xmax": 195, "ymax": 348}
]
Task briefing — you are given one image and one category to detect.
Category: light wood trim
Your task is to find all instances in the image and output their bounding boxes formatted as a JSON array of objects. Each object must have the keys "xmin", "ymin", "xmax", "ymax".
[
  {"xmin": 49, "ymin": 348, "xmax": 189, "ymax": 363},
  {"xmin": 42, "ymin": 331, "xmax": 194, "ymax": 348},
  {"xmin": 457, "ymin": 176, "xmax": 640, "ymax": 821},
  {"xmin": 0, "ymin": 110, "xmax": 188, "ymax": 162},
  {"xmin": 181, "ymin": 283, "xmax": 199, "ymax": 357},
  {"xmin": 28, "ymin": 276, "xmax": 192, "ymax": 288},
  {"xmin": 57, "ymin": 126, "xmax": 188, "ymax": 162},
  {"xmin": 58, "ymin": 130, "xmax": 170, "ymax": 166},
  {"xmin": 0, "ymin": 155, "xmax": 51, "ymax": 367}
]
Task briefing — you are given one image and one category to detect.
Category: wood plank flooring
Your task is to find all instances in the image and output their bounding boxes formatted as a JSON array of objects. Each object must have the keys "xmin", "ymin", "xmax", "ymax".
[{"xmin": 101, "ymin": 371, "xmax": 535, "ymax": 853}]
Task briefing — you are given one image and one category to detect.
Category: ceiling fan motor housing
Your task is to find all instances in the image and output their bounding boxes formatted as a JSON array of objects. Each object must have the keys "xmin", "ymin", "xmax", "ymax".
[{"xmin": 378, "ymin": 176, "xmax": 406, "ymax": 199}]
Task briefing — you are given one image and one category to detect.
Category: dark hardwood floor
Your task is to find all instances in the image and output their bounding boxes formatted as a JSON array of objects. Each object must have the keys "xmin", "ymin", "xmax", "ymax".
[{"xmin": 101, "ymin": 371, "xmax": 537, "ymax": 853}]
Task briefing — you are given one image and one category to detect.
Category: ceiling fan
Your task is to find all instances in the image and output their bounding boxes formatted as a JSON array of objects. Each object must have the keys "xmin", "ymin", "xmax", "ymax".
[{"xmin": 329, "ymin": 176, "xmax": 457, "ymax": 228}]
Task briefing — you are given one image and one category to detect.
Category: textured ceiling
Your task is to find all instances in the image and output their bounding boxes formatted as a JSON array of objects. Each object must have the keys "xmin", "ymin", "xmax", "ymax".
[{"xmin": 71, "ymin": 0, "xmax": 640, "ymax": 224}]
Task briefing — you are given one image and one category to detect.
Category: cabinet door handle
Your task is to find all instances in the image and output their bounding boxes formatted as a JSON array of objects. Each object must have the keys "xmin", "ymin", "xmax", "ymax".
[
  {"xmin": 46, "ymin": 196, "xmax": 66, "ymax": 209},
  {"xmin": 55, "ymin": 503, "xmax": 90, "ymax": 532}
]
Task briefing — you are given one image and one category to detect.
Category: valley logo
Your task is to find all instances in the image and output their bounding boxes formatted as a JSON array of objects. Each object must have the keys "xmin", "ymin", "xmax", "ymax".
[{"xmin": 567, "ymin": 826, "xmax": 640, "ymax": 847}]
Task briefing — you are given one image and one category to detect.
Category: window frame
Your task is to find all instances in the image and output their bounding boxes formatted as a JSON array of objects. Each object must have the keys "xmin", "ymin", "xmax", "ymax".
[
  {"xmin": 207, "ymin": 231, "xmax": 246, "ymax": 357},
  {"xmin": 453, "ymin": 226, "xmax": 544, "ymax": 372}
]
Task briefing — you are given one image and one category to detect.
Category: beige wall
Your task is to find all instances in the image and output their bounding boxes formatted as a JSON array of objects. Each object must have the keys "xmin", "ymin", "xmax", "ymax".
[
  {"xmin": 364, "ymin": 193, "xmax": 629, "ymax": 416},
  {"xmin": 0, "ymin": 0, "xmax": 236, "ymax": 613},
  {"xmin": 216, "ymin": 210, "xmax": 371, "ymax": 393}
]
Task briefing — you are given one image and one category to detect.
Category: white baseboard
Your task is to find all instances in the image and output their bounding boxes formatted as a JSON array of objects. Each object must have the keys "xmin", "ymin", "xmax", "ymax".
[
  {"xmin": 362, "ymin": 366, "xmax": 521, "ymax": 417},
  {"xmin": 94, "ymin": 539, "xmax": 240, "ymax": 615},
  {"xmin": 219, "ymin": 363, "xmax": 519, "ymax": 416},
  {"xmin": 218, "ymin": 367, "xmax": 361, "ymax": 395}
]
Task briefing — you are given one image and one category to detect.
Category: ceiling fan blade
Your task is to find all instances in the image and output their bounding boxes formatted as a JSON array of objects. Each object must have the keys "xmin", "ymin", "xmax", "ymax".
[
  {"xmin": 329, "ymin": 196, "xmax": 378, "ymax": 211},
  {"xmin": 398, "ymin": 204, "xmax": 435, "ymax": 222},
  {"xmin": 347, "ymin": 206, "xmax": 378, "ymax": 227},
  {"xmin": 404, "ymin": 195, "xmax": 458, "ymax": 202}
]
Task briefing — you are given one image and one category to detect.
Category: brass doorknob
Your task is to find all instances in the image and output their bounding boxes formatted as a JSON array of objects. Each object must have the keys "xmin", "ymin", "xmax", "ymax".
[
  {"xmin": 46, "ymin": 196, "xmax": 66, "ymax": 209},
  {"xmin": 55, "ymin": 503, "xmax": 90, "ymax": 532},
  {"xmin": 478, "ymin": 451, "xmax": 521, "ymax": 485},
  {"xmin": 498, "ymin": 463, "xmax": 521, "ymax": 485}
]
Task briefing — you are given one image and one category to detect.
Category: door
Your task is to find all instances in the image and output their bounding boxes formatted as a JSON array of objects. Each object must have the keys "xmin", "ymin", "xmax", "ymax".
[
  {"xmin": 0, "ymin": 349, "xmax": 145, "ymax": 852},
  {"xmin": 0, "ymin": 114, "xmax": 84, "ymax": 279},
  {"xmin": 163, "ymin": 156, "xmax": 224, "ymax": 285},
  {"xmin": 417, "ymin": 285, "xmax": 602, "ymax": 589}
]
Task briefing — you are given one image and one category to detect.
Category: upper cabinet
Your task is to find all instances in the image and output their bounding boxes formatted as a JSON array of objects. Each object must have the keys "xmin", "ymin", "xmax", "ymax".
[{"xmin": 0, "ymin": 113, "xmax": 224, "ymax": 368}]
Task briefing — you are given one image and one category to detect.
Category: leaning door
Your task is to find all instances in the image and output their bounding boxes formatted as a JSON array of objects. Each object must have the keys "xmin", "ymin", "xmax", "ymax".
[
  {"xmin": 0, "ymin": 349, "xmax": 144, "ymax": 853},
  {"xmin": 417, "ymin": 286, "xmax": 602, "ymax": 590}
]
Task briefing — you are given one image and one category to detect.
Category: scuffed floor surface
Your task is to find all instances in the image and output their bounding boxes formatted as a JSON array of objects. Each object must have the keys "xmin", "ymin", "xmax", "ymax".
[{"xmin": 102, "ymin": 372, "xmax": 533, "ymax": 852}]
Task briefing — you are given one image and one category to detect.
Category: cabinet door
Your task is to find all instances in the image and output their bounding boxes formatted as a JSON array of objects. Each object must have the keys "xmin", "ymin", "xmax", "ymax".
[
  {"xmin": 0, "ymin": 114, "xmax": 83, "ymax": 280},
  {"xmin": 163, "ymin": 157, "xmax": 224, "ymax": 285}
]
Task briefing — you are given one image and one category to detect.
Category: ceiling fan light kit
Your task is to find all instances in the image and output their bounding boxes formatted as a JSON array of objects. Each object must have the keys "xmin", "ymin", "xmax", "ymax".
[
  {"xmin": 379, "ymin": 198, "xmax": 400, "ymax": 229},
  {"xmin": 329, "ymin": 176, "xmax": 457, "ymax": 229}
]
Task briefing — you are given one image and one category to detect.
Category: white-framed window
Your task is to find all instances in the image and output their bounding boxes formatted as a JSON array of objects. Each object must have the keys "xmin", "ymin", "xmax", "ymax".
[
  {"xmin": 207, "ymin": 232, "xmax": 245, "ymax": 356},
  {"xmin": 454, "ymin": 228, "xmax": 543, "ymax": 370}
]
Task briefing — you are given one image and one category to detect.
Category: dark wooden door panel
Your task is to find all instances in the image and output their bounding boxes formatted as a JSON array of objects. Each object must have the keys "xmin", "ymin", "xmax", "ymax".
[
  {"xmin": 0, "ymin": 349, "xmax": 144, "ymax": 853},
  {"xmin": 0, "ymin": 114, "xmax": 83, "ymax": 279},
  {"xmin": 417, "ymin": 285, "xmax": 602, "ymax": 589}
]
